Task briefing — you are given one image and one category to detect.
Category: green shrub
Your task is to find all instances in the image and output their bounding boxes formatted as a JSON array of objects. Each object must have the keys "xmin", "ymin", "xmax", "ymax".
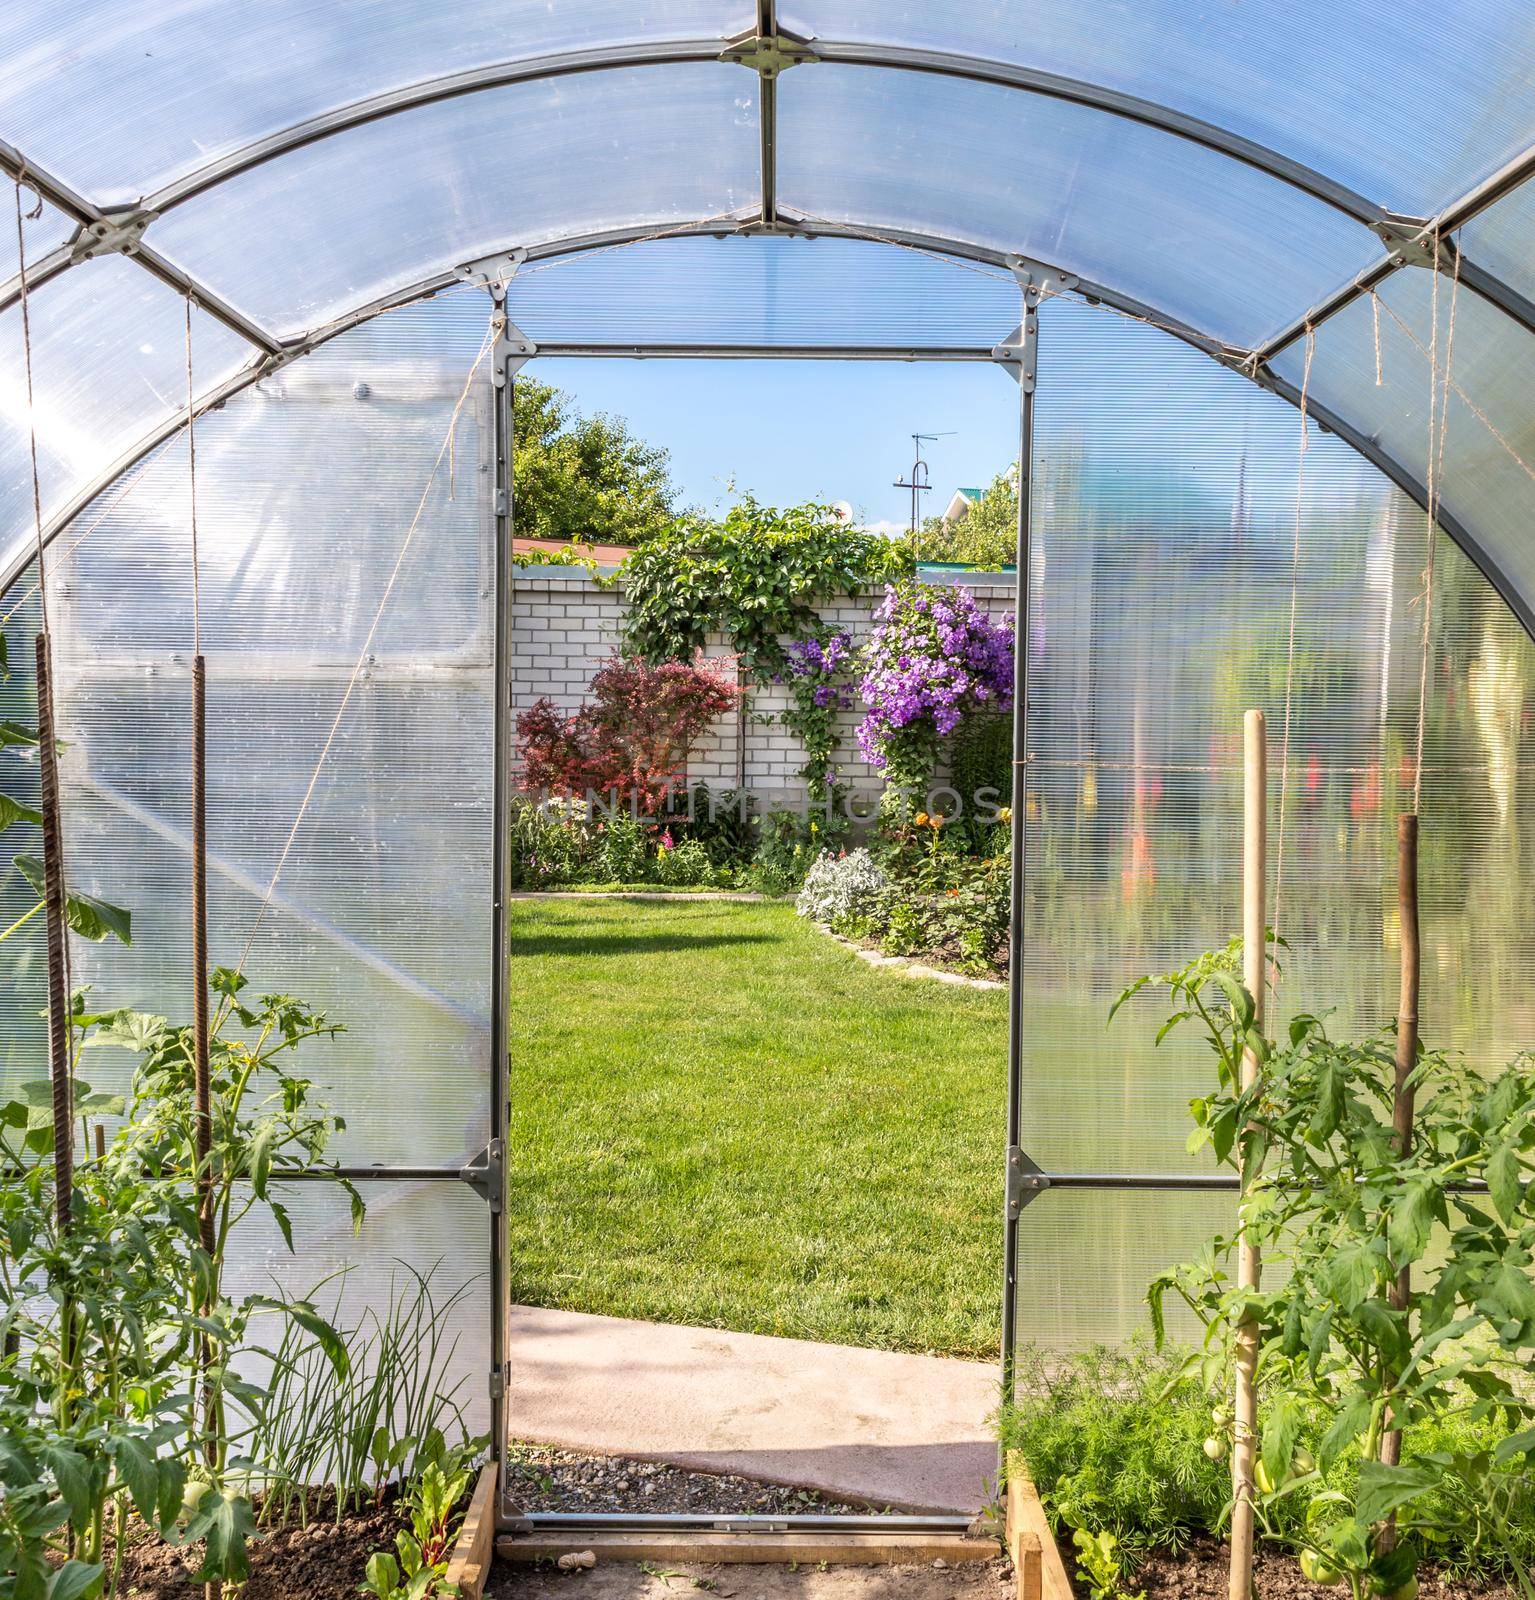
[
  {"xmin": 1000, "ymin": 1344, "xmax": 1231, "ymax": 1557},
  {"xmin": 654, "ymin": 839, "xmax": 714, "ymax": 887}
]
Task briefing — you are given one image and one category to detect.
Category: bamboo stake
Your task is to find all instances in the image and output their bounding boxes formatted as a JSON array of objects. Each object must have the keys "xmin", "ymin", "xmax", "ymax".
[
  {"xmin": 1377, "ymin": 814, "xmax": 1420, "ymax": 1543},
  {"xmin": 1229, "ymin": 708, "xmax": 1267, "ymax": 1600}
]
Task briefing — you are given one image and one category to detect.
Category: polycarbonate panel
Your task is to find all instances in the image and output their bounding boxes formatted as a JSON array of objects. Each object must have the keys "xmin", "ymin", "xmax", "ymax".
[
  {"xmin": 0, "ymin": 570, "xmax": 44, "ymax": 1098},
  {"xmin": 0, "ymin": 254, "xmax": 255, "ymax": 585},
  {"xmin": 4, "ymin": 292, "xmax": 496, "ymax": 1166},
  {"xmin": 509, "ymin": 232, "xmax": 1021, "ymax": 348},
  {"xmin": 2, "ymin": 2, "xmax": 748, "ymax": 206},
  {"xmin": 226, "ymin": 1182, "xmax": 489, "ymax": 1437},
  {"xmin": 150, "ymin": 66, "xmax": 757, "ymax": 340},
  {"xmin": 1459, "ymin": 180, "xmax": 1535, "ymax": 313},
  {"xmin": 777, "ymin": 66, "xmax": 1379, "ymax": 348},
  {"xmin": 1020, "ymin": 295, "xmax": 1535, "ymax": 1174},
  {"xmin": 1269, "ymin": 273, "xmax": 1535, "ymax": 617},
  {"xmin": 786, "ymin": 0, "xmax": 1535, "ymax": 217},
  {"xmin": 1014, "ymin": 1188, "xmax": 1236, "ymax": 1349}
]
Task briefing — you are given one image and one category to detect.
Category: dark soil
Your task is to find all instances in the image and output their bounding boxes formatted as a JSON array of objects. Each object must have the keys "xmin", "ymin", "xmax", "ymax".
[
  {"xmin": 505, "ymin": 1444, "xmax": 883, "ymax": 1516},
  {"xmin": 110, "ymin": 1489, "xmax": 401, "ymax": 1600},
  {"xmin": 1120, "ymin": 1536, "xmax": 1512, "ymax": 1600}
]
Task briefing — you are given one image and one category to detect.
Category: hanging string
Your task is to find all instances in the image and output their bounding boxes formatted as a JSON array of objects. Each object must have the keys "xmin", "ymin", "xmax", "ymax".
[
  {"xmin": 185, "ymin": 296, "xmax": 202, "ymax": 657},
  {"xmin": 1411, "ymin": 238, "xmax": 1462, "ymax": 815},
  {"xmin": 13, "ymin": 170, "xmax": 74, "ymax": 1230},
  {"xmin": 12, "ymin": 175, "xmax": 50, "ymax": 638},
  {"xmin": 1268, "ymin": 327, "xmax": 1316, "ymax": 955},
  {"xmin": 213, "ymin": 310, "xmax": 502, "ymax": 1033},
  {"xmin": 1372, "ymin": 292, "xmax": 1383, "ymax": 387}
]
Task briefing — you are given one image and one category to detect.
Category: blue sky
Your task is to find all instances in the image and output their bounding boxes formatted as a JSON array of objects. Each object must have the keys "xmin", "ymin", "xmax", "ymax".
[{"xmin": 530, "ymin": 357, "xmax": 1021, "ymax": 533}]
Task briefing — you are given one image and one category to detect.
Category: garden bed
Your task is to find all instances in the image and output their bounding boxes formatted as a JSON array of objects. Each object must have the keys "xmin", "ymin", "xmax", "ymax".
[
  {"xmin": 1117, "ymin": 1538, "xmax": 1511, "ymax": 1600},
  {"xmin": 104, "ymin": 1490, "xmax": 407, "ymax": 1600}
]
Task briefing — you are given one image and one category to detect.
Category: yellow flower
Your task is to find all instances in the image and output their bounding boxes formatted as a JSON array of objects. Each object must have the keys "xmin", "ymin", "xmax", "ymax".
[
  {"xmin": 997, "ymin": 806, "xmax": 1013, "ymax": 824},
  {"xmin": 914, "ymin": 811, "xmax": 929, "ymax": 826}
]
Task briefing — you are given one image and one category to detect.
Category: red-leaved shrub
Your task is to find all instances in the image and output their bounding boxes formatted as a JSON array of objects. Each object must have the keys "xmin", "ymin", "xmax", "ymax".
[{"xmin": 516, "ymin": 653, "xmax": 740, "ymax": 814}]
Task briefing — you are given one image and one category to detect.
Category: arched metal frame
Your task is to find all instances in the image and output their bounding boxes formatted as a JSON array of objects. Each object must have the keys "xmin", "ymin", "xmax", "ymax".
[
  {"xmin": 3, "ymin": 6, "xmax": 1534, "ymax": 630},
  {"xmin": 4, "ymin": 207, "xmax": 1531, "ymax": 642},
  {"xmin": 2, "ymin": 5, "xmax": 1530, "ymax": 1538}
]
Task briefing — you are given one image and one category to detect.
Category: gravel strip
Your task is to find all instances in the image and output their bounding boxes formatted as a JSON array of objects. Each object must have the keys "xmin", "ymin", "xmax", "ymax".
[{"xmin": 505, "ymin": 1443, "xmax": 888, "ymax": 1516}]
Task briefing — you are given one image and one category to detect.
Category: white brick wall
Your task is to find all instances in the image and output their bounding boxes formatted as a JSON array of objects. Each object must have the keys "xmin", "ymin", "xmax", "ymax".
[{"xmin": 509, "ymin": 566, "xmax": 1016, "ymax": 808}]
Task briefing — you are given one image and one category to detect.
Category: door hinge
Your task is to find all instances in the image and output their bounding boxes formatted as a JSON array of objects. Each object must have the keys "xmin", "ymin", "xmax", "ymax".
[{"xmin": 1006, "ymin": 1145, "xmax": 1049, "ymax": 1219}]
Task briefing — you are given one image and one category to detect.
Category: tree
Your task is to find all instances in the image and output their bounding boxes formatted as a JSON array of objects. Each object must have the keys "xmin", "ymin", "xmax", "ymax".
[
  {"xmin": 917, "ymin": 465, "xmax": 1020, "ymax": 568},
  {"xmin": 512, "ymin": 377, "xmax": 676, "ymax": 545}
]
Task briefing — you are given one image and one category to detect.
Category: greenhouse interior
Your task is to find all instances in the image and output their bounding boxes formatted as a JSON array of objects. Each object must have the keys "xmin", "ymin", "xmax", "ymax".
[{"xmin": 4, "ymin": 4, "xmax": 1535, "ymax": 1598}]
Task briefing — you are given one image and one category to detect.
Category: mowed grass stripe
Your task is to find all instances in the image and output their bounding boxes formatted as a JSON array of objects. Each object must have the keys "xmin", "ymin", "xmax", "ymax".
[{"xmin": 508, "ymin": 897, "xmax": 1007, "ymax": 1359}]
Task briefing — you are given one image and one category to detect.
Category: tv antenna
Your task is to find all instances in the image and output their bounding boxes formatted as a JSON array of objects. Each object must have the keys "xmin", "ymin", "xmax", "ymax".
[{"xmin": 894, "ymin": 431, "xmax": 954, "ymax": 556}]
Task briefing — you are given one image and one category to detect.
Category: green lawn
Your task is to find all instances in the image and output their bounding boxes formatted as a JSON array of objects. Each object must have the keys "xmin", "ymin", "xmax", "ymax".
[{"xmin": 507, "ymin": 896, "xmax": 1008, "ymax": 1359}]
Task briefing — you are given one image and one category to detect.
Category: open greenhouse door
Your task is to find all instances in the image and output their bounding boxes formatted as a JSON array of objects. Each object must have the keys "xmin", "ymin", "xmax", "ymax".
[{"xmin": 489, "ymin": 235, "xmax": 1034, "ymax": 1544}]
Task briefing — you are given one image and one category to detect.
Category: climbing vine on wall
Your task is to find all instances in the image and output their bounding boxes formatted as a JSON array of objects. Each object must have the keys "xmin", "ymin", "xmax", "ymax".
[
  {"xmin": 619, "ymin": 498, "xmax": 910, "ymax": 802},
  {"xmin": 619, "ymin": 497, "xmax": 910, "ymax": 677}
]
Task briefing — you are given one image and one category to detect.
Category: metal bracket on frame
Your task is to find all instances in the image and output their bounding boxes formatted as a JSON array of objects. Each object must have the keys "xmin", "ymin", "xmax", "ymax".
[
  {"xmin": 456, "ymin": 247, "xmax": 528, "ymax": 289},
  {"xmin": 993, "ymin": 257, "xmax": 1058, "ymax": 389},
  {"xmin": 720, "ymin": 24, "xmax": 819, "ymax": 76},
  {"xmin": 1007, "ymin": 254, "xmax": 1077, "ymax": 300},
  {"xmin": 458, "ymin": 1139, "xmax": 504, "ymax": 1212},
  {"xmin": 1370, "ymin": 215, "xmax": 1455, "ymax": 272},
  {"xmin": 69, "ymin": 208, "xmax": 155, "ymax": 262},
  {"xmin": 1005, "ymin": 1145, "xmax": 1050, "ymax": 1219},
  {"xmin": 492, "ymin": 318, "xmax": 537, "ymax": 385}
]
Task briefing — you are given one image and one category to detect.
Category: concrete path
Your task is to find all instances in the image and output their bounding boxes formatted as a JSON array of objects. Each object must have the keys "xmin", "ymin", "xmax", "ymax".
[{"xmin": 506, "ymin": 1306, "xmax": 1001, "ymax": 1515}]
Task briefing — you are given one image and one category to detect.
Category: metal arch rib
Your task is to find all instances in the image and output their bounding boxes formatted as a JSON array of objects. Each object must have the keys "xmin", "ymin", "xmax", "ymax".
[
  {"xmin": 0, "ymin": 137, "xmax": 284, "ymax": 356},
  {"xmin": 116, "ymin": 40, "xmax": 1384, "ymax": 227},
  {"xmin": 6, "ymin": 212, "xmax": 1532, "ymax": 653},
  {"xmin": 1253, "ymin": 140, "xmax": 1535, "ymax": 363},
  {"xmin": 6, "ymin": 44, "xmax": 1535, "ymax": 360}
]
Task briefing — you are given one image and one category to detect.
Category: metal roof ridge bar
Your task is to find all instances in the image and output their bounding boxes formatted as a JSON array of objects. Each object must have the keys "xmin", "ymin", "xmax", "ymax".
[
  {"xmin": 7, "ymin": 215, "xmax": 1530, "ymax": 653},
  {"xmin": 526, "ymin": 343, "xmax": 1003, "ymax": 359},
  {"xmin": 0, "ymin": 138, "xmax": 283, "ymax": 354},
  {"xmin": 722, "ymin": 0, "xmax": 817, "ymax": 227}
]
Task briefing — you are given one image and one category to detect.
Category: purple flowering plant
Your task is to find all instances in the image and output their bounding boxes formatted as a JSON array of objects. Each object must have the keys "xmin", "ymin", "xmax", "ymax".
[
  {"xmin": 779, "ymin": 629, "xmax": 857, "ymax": 807},
  {"xmin": 856, "ymin": 579, "xmax": 1014, "ymax": 800}
]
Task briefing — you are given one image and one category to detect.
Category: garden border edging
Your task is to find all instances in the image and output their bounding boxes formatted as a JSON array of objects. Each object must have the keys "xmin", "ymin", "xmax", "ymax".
[
  {"xmin": 820, "ymin": 925, "xmax": 1006, "ymax": 991},
  {"xmin": 1004, "ymin": 1453, "xmax": 1074, "ymax": 1600},
  {"xmin": 445, "ymin": 1462, "xmax": 500, "ymax": 1600}
]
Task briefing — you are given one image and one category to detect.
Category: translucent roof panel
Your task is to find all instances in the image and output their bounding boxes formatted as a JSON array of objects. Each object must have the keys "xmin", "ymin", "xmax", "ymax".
[
  {"xmin": 1268, "ymin": 271, "xmax": 1535, "ymax": 624},
  {"xmin": 148, "ymin": 66, "xmax": 758, "ymax": 339},
  {"xmin": 2, "ymin": 2, "xmax": 749, "ymax": 206},
  {"xmin": 776, "ymin": 66, "xmax": 1381, "ymax": 349},
  {"xmin": 506, "ymin": 233, "xmax": 1022, "ymax": 348},
  {"xmin": 0, "ymin": 254, "xmax": 254, "ymax": 582},
  {"xmin": 787, "ymin": 0, "xmax": 1535, "ymax": 216},
  {"xmin": 1459, "ymin": 179, "xmax": 1535, "ymax": 308}
]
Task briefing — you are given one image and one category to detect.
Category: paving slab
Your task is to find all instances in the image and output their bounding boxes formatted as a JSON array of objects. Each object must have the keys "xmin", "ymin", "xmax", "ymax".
[{"xmin": 506, "ymin": 1305, "xmax": 1001, "ymax": 1515}]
